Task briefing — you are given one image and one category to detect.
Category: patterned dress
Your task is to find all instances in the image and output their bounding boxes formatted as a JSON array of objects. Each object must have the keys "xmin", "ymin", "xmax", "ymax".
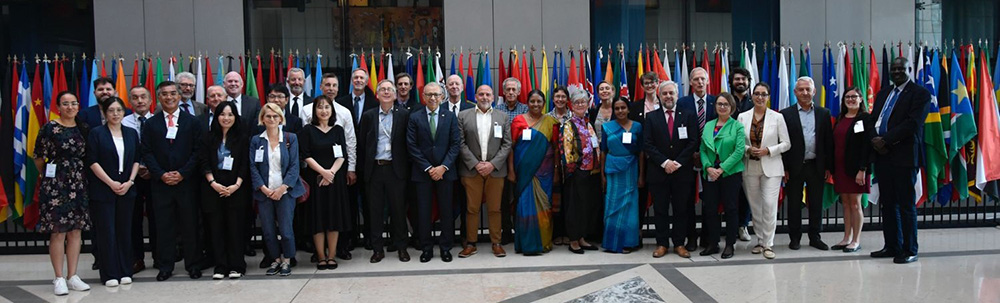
[{"xmin": 34, "ymin": 122, "xmax": 90, "ymax": 233}]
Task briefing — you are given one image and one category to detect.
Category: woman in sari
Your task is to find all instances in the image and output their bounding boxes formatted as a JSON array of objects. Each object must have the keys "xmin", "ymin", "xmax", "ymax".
[
  {"xmin": 508, "ymin": 90, "xmax": 560, "ymax": 255},
  {"xmin": 600, "ymin": 97, "xmax": 644, "ymax": 253}
]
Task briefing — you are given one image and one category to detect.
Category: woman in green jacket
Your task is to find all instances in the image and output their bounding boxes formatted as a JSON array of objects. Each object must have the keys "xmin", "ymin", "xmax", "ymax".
[{"xmin": 699, "ymin": 92, "xmax": 746, "ymax": 259}]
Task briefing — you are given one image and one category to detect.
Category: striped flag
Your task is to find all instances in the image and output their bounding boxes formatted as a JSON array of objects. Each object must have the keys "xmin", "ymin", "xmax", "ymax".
[{"xmin": 10, "ymin": 64, "xmax": 29, "ymax": 221}]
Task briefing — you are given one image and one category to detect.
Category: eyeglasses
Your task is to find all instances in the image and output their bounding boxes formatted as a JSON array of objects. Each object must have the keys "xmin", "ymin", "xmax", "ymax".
[
  {"xmin": 424, "ymin": 93, "xmax": 443, "ymax": 98},
  {"xmin": 267, "ymin": 94, "xmax": 287, "ymax": 99},
  {"xmin": 377, "ymin": 87, "xmax": 395, "ymax": 92},
  {"xmin": 263, "ymin": 114, "xmax": 282, "ymax": 120},
  {"xmin": 716, "ymin": 103, "xmax": 731, "ymax": 107}
]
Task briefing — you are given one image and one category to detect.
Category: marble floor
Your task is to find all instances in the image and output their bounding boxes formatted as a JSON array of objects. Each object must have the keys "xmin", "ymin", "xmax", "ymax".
[{"xmin": 0, "ymin": 227, "xmax": 998, "ymax": 302}]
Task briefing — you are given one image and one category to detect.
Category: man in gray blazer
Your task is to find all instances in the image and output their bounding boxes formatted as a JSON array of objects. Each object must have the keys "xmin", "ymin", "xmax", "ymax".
[
  {"xmin": 176, "ymin": 72, "xmax": 207, "ymax": 116},
  {"xmin": 456, "ymin": 84, "xmax": 512, "ymax": 258}
]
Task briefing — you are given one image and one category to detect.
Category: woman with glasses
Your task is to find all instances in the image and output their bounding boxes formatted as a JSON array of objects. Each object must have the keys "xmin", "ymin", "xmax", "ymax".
[
  {"xmin": 35, "ymin": 92, "xmax": 92, "ymax": 294},
  {"xmin": 831, "ymin": 86, "xmax": 871, "ymax": 253},
  {"xmin": 737, "ymin": 83, "xmax": 790, "ymax": 259},
  {"xmin": 249, "ymin": 103, "xmax": 305, "ymax": 276},
  {"xmin": 699, "ymin": 92, "xmax": 745, "ymax": 259},
  {"xmin": 559, "ymin": 89, "xmax": 602, "ymax": 254}
]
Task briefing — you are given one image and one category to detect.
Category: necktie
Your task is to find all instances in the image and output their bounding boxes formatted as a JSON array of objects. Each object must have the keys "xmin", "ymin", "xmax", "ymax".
[
  {"xmin": 666, "ymin": 109, "xmax": 675, "ymax": 139},
  {"xmin": 354, "ymin": 96, "xmax": 362, "ymax": 123},
  {"xmin": 291, "ymin": 97, "xmax": 300, "ymax": 118},
  {"xmin": 167, "ymin": 113, "xmax": 175, "ymax": 127},
  {"xmin": 181, "ymin": 103, "xmax": 191, "ymax": 115},
  {"xmin": 429, "ymin": 111, "xmax": 437, "ymax": 139},
  {"xmin": 138, "ymin": 116, "xmax": 147, "ymax": 134},
  {"xmin": 878, "ymin": 88, "xmax": 902, "ymax": 135},
  {"xmin": 452, "ymin": 104, "xmax": 458, "ymax": 114},
  {"xmin": 697, "ymin": 98, "xmax": 706, "ymax": 129}
]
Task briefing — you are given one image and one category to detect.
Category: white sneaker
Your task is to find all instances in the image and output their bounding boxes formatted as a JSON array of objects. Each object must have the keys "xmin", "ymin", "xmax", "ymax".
[
  {"xmin": 105, "ymin": 279, "xmax": 119, "ymax": 287},
  {"xmin": 738, "ymin": 227, "xmax": 751, "ymax": 241},
  {"xmin": 212, "ymin": 273, "xmax": 225, "ymax": 280},
  {"xmin": 228, "ymin": 271, "xmax": 242, "ymax": 279},
  {"xmin": 67, "ymin": 275, "xmax": 90, "ymax": 291},
  {"xmin": 53, "ymin": 277, "xmax": 68, "ymax": 296},
  {"xmin": 120, "ymin": 277, "xmax": 132, "ymax": 285}
]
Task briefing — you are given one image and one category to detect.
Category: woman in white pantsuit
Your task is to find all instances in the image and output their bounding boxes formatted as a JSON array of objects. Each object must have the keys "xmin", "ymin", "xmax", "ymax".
[{"xmin": 737, "ymin": 83, "xmax": 790, "ymax": 259}]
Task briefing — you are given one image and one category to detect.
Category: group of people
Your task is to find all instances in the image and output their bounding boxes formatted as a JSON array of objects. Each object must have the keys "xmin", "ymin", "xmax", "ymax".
[{"xmin": 33, "ymin": 55, "xmax": 927, "ymax": 295}]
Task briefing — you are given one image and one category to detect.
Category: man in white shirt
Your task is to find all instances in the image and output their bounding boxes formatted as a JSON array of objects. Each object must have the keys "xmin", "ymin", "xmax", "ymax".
[
  {"xmin": 223, "ymin": 72, "xmax": 261, "ymax": 133},
  {"xmin": 175, "ymin": 72, "xmax": 207, "ymax": 116},
  {"xmin": 286, "ymin": 68, "xmax": 310, "ymax": 120},
  {"xmin": 123, "ymin": 85, "xmax": 156, "ymax": 272}
]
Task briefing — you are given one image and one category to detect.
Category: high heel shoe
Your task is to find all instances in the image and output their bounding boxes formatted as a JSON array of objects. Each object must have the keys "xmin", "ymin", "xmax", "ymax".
[{"xmin": 842, "ymin": 243, "xmax": 861, "ymax": 253}]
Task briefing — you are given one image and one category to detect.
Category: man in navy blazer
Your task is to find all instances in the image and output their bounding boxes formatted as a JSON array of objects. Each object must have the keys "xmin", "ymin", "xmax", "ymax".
[
  {"xmin": 81, "ymin": 77, "xmax": 132, "ymax": 128},
  {"xmin": 286, "ymin": 67, "xmax": 312, "ymax": 121},
  {"xmin": 867, "ymin": 57, "xmax": 929, "ymax": 264},
  {"xmin": 141, "ymin": 81, "xmax": 204, "ymax": 281},
  {"xmin": 674, "ymin": 67, "xmax": 715, "ymax": 250},
  {"xmin": 644, "ymin": 81, "xmax": 701, "ymax": 259},
  {"xmin": 223, "ymin": 72, "xmax": 262, "ymax": 134},
  {"xmin": 406, "ymin": 82, "xmax": 461, "ymax": 263}
]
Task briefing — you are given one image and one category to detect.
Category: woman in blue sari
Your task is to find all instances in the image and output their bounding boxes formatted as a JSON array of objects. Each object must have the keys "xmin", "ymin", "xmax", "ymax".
[
  {"xmin": 508, "ymin": 90, "xmax": 560, "ymax": 255},
  {"xmin": 600, "ymin": 97, "xmax": 644, "ymax": 253}
]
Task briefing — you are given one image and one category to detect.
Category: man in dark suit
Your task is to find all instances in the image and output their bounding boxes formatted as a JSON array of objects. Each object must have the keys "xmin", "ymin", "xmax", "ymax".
[
  {"xmin": 406, "ymin": 82, "xmax": 461, "ymax": 263},
  {"xmin": 336, "ymin": 68, "xmax": 377, "ymax": 251},
  {"xmin": 644, "ymin": 81, "xmax": 700, "ymax": 259},
  {"xmin": 258, "ymin": 86, "xmax": 302, "ymax": 135},
  {"xmin": 867, "ymin": 57, "xmax": 929, "ymax": 264},
  {"xmin": 359, "ymin": 80, "xmax": 412, "ymax": 263},
  {"xmin": 175, "ymin": 72, "xmax": 208, "ymax": 117},
  {"xmin": 395, "ymin": 72, "xmax": 420, "ymax": 112},
  {"xmin": 729, "ymin": 68, "xmax": 754, "ymax": 242},
  {"xmin": 780, "ymin": 76, "xmax": 833, "ymax": 251},
  {"xmin": 141, "ymin": 81, "xmax": 204, "ymax": 281},
  {"xmin": 675, "ymin": 66, "xmax": 715, "ymax": 251},
  {"xmin": 223, "ymin": 71, "xmax": 261, "ymax": 133},
  {"xmin": 196, "ymin": 86, "xmax": 226, "ymax": 132},
  {"xmin": 444, "ymin": 74, "xmax": 475, "ymax": 244},
  {"xmin": 123, "ymin": 86, "xmax": 156, "ymax": 273},
  {"xmin": 81, "ymin": 77, "xmax": 131, "ymax": 128},
  {"xmin": 286, "ymin": 67, "xmax": 312, "ymax": 121}
]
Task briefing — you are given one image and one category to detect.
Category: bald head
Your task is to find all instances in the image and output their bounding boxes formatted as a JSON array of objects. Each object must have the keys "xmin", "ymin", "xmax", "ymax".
[{"xmin": 224, "ymin": 72, "xmax": 243, "ymax": 97}]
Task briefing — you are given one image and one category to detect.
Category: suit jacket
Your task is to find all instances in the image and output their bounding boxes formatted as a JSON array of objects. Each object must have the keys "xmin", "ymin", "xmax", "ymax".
[
  {"xmin": 85, "ymin": 125, "xmax": 141, "ymax": 201},
  {"xmin": 141, "ymin": 110, "xmax": 203, "ymax": 189},
  {"xmin": 780, "ymin": 103, "xmax": 834, "ymax": 175},
  {"xmin": 199, "ymin": 134, "xmax": 249, "ymax": 186},
  {"xmin": 628, "ymin": 99, "xmax": 658, "ymax": 124},
  {"xmin": 643, "ymin": 107, "xmax": 700, "ymax": 183},
  {"xmin": 248, "ymin": 132, "xmax": 306, "ymax": 201},
  {"xmin": 81, "ymin": 104, "xmax": 133, "ymax": 129},
  {"xmin": 162, "ymin": 100, "xmax": 207, "ymax": 117},
  {"xmin": 738, "ymin": 109, "xmax": 791, "ymax": 177},
  {"xmin": 336, "ymin": 88, "xmax": 377, "ymax": 126},
  {"xmin": 677, "ymin": 94, "xmax": 718, "ymax": 125},
  {"xmin": 700, "ymin": 118, "xmax": 746, "ymax": 178},
  {"xmin": 406, "ymin": 107, "xmax": 462, "ymax": 182},
  {"xmin": 232, "ymin": 95, "xmax": 262, "ymax": 133},
  {"xmin": 444, "ymin": 100, "xmax": 474, "ymax": 115},
  {"xmin": 456, "ymin": 108, "xmax": 512, "ymax": 178},
  {"xmin": 358, "ymin": 105, "xmax": 411, "ymax": 182},
  {"xmin": 288, "ymin": 94, "xmax": 312, "ymax": 119},
  {"xmin": 398, "ymin": 94, "xmax": 421, "ymax": 112},
  {"xmin": 865, "ymin": 81, "xmax": 931, "ymax": 168},
  {"xmin": 837, "ymin": 112, "xmax": 874, "ymax": 176}
]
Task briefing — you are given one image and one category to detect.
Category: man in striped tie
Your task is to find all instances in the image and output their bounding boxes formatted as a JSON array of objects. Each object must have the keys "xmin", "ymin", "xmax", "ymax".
[{"xmin": 676, "ymin": 67, "xmax": 717, "ymax": 252}]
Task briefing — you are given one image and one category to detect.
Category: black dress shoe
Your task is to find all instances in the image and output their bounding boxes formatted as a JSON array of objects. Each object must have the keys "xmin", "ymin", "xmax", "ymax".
[
  {"xmin": 441, "ymin": 251, "xmax": 453, "ymax": 262},
  {"xmin": 893, "ymin": 255, "xmax": 918, "ymax": 264},
  {"xmin": 789, "ymin": 241, "xmax": 801, "ymax": 250},
  {"xmin": 830, "ymin": 244, "xmax": 848, "ymax": 250},
  {"xmin": 370, "ymin": 250, "xmax": 385, "ymax": 263},
  {"xmin": 569, "ymin": 246, "xmax": 585, "ymax": 254},
  {"xmin": 870, "ymin": 248, "xmax": 897, "ymax": 258},
  {"xmin": 580, "ymin": 244, "xmax": 599, "ymax": 251},
  {"xmin": 310, "ymin": 254, "xmax": 318, "ymax": 263},
  {"xmin": 189, "ymin": 270, "xmax": 202, "ymax": 279},
  {"xmin": 92, "ymin": 262, "xmax": 99, "ymax": 270},
  {"xmin": 684, "ymin": 243, "xmax": 698, "ymax": 252},
  {"xmin": 398, "ymin": 250, "xmax": 411, "ymax": 262},
  {"xmin": 843, "ymin": 245, "xmax": 861, "ymax": 253},
  {"xmin": 289, "ymin": 258, "xmax": 298, "ymax": 267},
  {"xmin": 809, "ymin": 240, "xmax": 829, "ymax": 251},
  {"xmin": 260, "ymin": 257, "xmax": 271, "ymax": 269},
  {"xmin": 419, "ymin": 250, "xmax": 433, "ymax": 263},
  {"xmin": 699, "ymin": 246, "xmax": 720, "ymax": 256},
  {"xmin": 721, "ymin": 246, "xmax": 735, "ymax": 259},
  {"xmin": 156, "ymin": 271, "xmax": 173, "ymax": 281},
  {"xmin": 133, "ymin": 260, "xmax": 146, "ymax": 273},
  {"xmin": 245, "ymin": 246, "xmax": 257, "ymax": 257},
  {"xmin": 336, "ymin": 250, "xmax": 353, "ymax": 260}
]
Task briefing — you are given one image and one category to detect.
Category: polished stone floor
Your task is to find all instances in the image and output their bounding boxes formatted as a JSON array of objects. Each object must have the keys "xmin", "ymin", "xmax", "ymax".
[{"xmin": 0, "ymin": 227, "xmax": 998, "ymax": 302}]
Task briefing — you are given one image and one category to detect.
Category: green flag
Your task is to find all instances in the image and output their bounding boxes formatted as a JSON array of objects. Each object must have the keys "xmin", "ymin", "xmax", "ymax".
[{"xmin": 246, "ymin": 59, "xmax": 258, "ymax": 98}]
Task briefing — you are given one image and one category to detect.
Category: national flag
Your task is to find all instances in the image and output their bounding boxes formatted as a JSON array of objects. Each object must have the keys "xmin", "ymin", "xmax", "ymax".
[
  {"xmin": 115, "ymin": 58, "xmax": 128, "ymax": 106},
  {"xmin": 42, "ymin": 61, "xmax": 52, "ymax": 118},
  {"xmin": 130, "ymin": 58, "xmax": 140, "ymax": 89},
  {"xmin": 498, "ymin": 49, "xmax": 507, "ymax": 90},
  {"xmin": 145, "ymin": 58, "xmax": 156, "ymax": 111},
  {"xmin": 386, "ymin": 53, "xmax": 395, "ymax": 83},
  {"xmin": 360, "ymin": 52, "xmax": 368, "ymax": 73},
  {"xmin": 216, "ymin": 55, "xmax": 224, "ymax": 86},
  {"xmin": 634, "ymin": 47, "xmax": 645, "ymax": 101},
  {"xmin": 975, "ymin": 54, "xmax": 1000, "ymax": 190},
  {"xmin": 378, "ymin": 51, "xmax": 385, "ymax": 83},
  {"xmin": 681, "ymin": 48, "xmax": 690, "ymax": 98},
  {"xmin": 416, "ymin": 52, "xmax": 425, "ymax": 103},
  {"xmin": 434, "ymin": 50, "xmax": 444, "ymax": 84},
  {"xmin": 246, "ymin": 57, "xmax": 259, "ymax": 99},
  {"xmin": 205, "ymin": 56, "xmax": 214, "ymax": 95},
  {"xmin": 370, "ymin": 51, "xmax": 379, "ymax": 91},
  {"xmin": 473, "ymin": 51, "xmax": 482, "ymax": 90},
  {"xmin": 303, "ymin": 54, "xmax": 312, "ymax": 98},
  {"xmin": 168, "ymin": 56, "xmax": 176, "ymax": 81},
  {"xmin": 351, "ymin": 53, "xmax": 359, "ymax": 71},
  {"xmin": 48, "ymin": 57, "xmax": 67, "ymax": 120},
  {"xmin": 11, "ymin": 64, "xmax": 30, "ymax": 221},
  {"xmin": 483, "ymin": 52, "xmax": 492, "ymax": 90},
  {"xmin": 949, "ymin": 50, "xmax": 978, "ymax": 200},
  {"xmin": 788, "ymin": 45, "xmax": 797, "ymax": 103},
  {"xmin": 652, "ymin": 45, "xmax": 668, "ymax": 81},
  {"xmin": 541, "ymin": 49, "xmax": 551, "ymax": 112},
  {"xmin": 828, "ymin": 46, "xmax": 841, "ymax": 117},
  {"xmin": 720, "ymin": 48, "xmax": 730, "ymax": 94},
  {"xmin": 777, "ymin": 46, "xmax": 790, "ymax": 110},
  {"xmin": 196, "ymin": 56, "xmax": 205, "ymax": 104},
  {"xmin": 87, "ymin": 59, "xmax": 98, "ymax": 108},
  {"xmin": 569, "ymin": 50, "xmax": 581, "ymax": 94},
  {"xmin": 465, "ymin": 51, "xmax": 475, "ymax": 102},
  {"xmin": 868, "ymin": 46, "xmax": 881, "ymax": 110},
  {"xmin": 450, "ymin": 52, "xmax": 457, "ymax": 76},
  {"xmin": 592, "ymin": 48, "xmax": 602, "ymax": 108},
  {"xmin": 312, "ymin": 53, "xmax": 322, "ymax": 99},
  {"xmin": 618, "ymin": 49, "xmax": 629, "ymax": 98},
  {"xmin": 923, "ymin": 47, "xmax": 947, "ymax": 199},
  {"xmin": 24, "ymin": 61, "xmax": 47, "ymax": 228},
  {"xmin": 255, "ymin": 55, "xmax": 264, "ymax": 97},
  {"xmin": 268, "ymin": 51, "xmax": 275, "ymax": 85}
]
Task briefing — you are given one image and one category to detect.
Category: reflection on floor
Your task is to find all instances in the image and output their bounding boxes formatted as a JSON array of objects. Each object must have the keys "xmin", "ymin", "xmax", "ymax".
[{"xmin": 0, "ymin": 227, "xmax": 997, "ymax": 302}]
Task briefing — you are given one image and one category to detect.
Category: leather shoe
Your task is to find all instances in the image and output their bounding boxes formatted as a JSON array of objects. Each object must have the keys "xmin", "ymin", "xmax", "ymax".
[
  {"xmin": 893, "ymin": 255, "xmax": 918, "ymax": 264},
  {"xmin": 310, "ymin": 254, "xmax": 318, "ymax": 263},
  {"xmin": 870, "ymin": 248, "xmax": 897, "ymax": 258},
  {"xmin": 132, "ymin": 260, "xmax": 146, "ymax": 273},
  {"xmin": 652, "ymin": 246, "xmax": 669, "ymax": 258},
  {"xmin": 289, "ymin": 258, "xmax": 297, "ymax": 267},
  {"xmin": 336, "ymin": 250, "xmax": 353, "ymax": 260},
  {"xmin": 156, "ymin": 271, "xmax": 172, "ymax": 281},
  {"xmin": 419, "ymin": 250, "xmax": 433, "ymax": 263},
  {"xmin": 721, "ymin": 246, "xmax": 735, "ymax": 259},
  {"xmin": 809, "ymin": 240, "xmax": 829, "ymax": 251},
  {"xmin": 259, "ymin": 257, "xmax": 271, "ymax": 268},
  {"xmin": 674, "ymin": 246, "xmax": 691, "ymax": 258},
  {"xmin": 244, "ymin": 246, "xmax": 257, "ymax": 257},
  {"xmin": 580, "ymin": 244, "xmax": 598, "ymax": 251},
  {"xmin": 92, "ymin": 262, "xmax": 99, "ymax": 270},
  {"xmin": 441, "ymin": 250, "xmax": 453, "ymax": 262},
  {"xmin": 789, "ymin": 241, "xmax": 801, "ymax": 250},
  {"xmin": 398, "ymin": 250, "xmax": 411, "ymax": 262},
  {"xmin": 684, "ymin": 242, "xmax": 698, "ymax": 252},
  {"xmin": 492, "ymin": 244, "xmax": 507, "ymax": 258},
  {"xmin": 370, "ymin": 250, "xmax": 385, "ymax": 263},
  {"xmin": 699, "ymin": 246, "xmax": 720, "ymax": 256},
  {"xmin": 189, "ymin": 270, "xmax": 202, "ymax": 279},
  {"xmin": 458, "ymin": 245, "xmax": 478, "ymax": 258}
]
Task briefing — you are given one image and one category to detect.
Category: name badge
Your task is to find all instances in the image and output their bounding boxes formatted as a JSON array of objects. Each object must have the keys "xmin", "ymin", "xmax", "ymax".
[
  {"xmin": 45, "ymin": 163, "xmax": 57, "ymax": 178},
  {"xmin": 165, "ymin": 127, "xmax": 178, "ymax": 139},
  {"xmin": 623, "ymin": 132, "xmax": 633, "ymax": 144},
  {"xmin": 493, "ymin": 125, "xmax": 503, "ymax": 139},
  {"xmin": 589, "ymin": 135, "xmax": 599, "ymax": 147},
  {"xmin": 678, "ymin": 127, "xmax": 689, "ymax": 139},
  {"xmin": 522, "ymin": 129, "xmax": 532, "ymax": 141},
  {"xmin": 853, "ymin": 121, "xmax": 865, "ymax": 133},
  {"xmin": 333, "ymin": 144, "xmax": 344, "ymax": 158},
  {"xmin": 254, "ymin": 149, "xmax": 264, "ymax": 163},
  {"xmin": 222, "ymin": 156, "xmax": 234, "ymax": 171}
]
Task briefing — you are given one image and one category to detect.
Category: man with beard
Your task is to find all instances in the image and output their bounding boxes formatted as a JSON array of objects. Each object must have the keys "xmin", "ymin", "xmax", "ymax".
[
  {"xmin": 286, "ymin": 68, "xmax": 311, "ymax": 121},
  {"xmin": 395, "ymin": 73, "xmax": 420, "ymax": 111},
  {"xmin": 175, "ymin": 72, "xmax": 207, "ymax": 116},
  {"xmin": 729, "ymin": 68, "xmax": 754, "ymax": 243}
]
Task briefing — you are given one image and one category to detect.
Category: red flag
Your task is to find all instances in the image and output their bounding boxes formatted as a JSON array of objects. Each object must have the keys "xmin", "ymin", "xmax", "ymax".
[
  {"xmin": 378, "ymin": 52, "xmax": 386, "ymax": 82},
  {"xmin": 867, "ymin": 46, "xmax": 881, "ymax": 110},
  {"xmin": 100, "ymin": 58, "xmax": 107, "ymax": 78},
  {"xmin": 48, "ymin": 59, "xmax": 62, "ymax": 118},
  {"xmin": 520, "ymin": 53, "xmax": 530, "ymax": 103},
  {"xmin": 652, "ymin": 48, "xmax": 668, "ymax": 81},
  {"xmin": 568, "ymin": 51, "xmax": 579, "ymax": 90},
  {"xmin": 205, "ymin": 56, "xmax": 214, "ymax": 93},
  {"xmin": 239, "ymin": 55, "xmax": 246, "ymax": 94},
  {"xmin": 131, "ymin": 59, "xmax": 139, "ymax": 89},
  {"xmin": 25, "ymin": 62, "xmax": 47, "ymax": 229},
  {"xmin": 578, "ymin": 49, "xmax": 588, "ymax": 92},
  {"xmin": 287, "ymin": 53, "xmax": 294, "ymax": 71},
  {"xmin": 146, "ymin": 58, "xmax": 156, "ymax": 111},
  {"xmin": 976, "ymin": 54, "xmax": 1000, "ymax": 187},
  {"xmin": 256, "ymin": 55, "xmax": 264, "ymax": 100},
  {"xmin": 268, "ymin": 52, "xmax": 276, "ymax": 86},
  {"xmin": 360, "ymin": 52, "xmax": 368, "ymax": 72},
  {"xmin": 711, "ymin": 49, "xmax": 722, "ymax": 95},
  {"xmin": 416, "ymin": 54, "xmax": 425, "ymax": 105},
  {"xmin": 458, "ymin": 52, "xmax": 465, "ymax": 79},
  {"xmin": 510, "ymin": 51, "xmax": 520, "ymax": 99},
  {"xmin": 498, "ymin": 51, "xmax": 507, "ymax": 89},
  {"xmin": 843, "ymin": 51, "xmax": 853, "ymax": 88},
  {"xmin": 277, "ymin": 54, "xmax": 284, "ymax": 83},
  {"xmin": 644, "ymin": 47, "xmax": 652, "ymax": 74}
]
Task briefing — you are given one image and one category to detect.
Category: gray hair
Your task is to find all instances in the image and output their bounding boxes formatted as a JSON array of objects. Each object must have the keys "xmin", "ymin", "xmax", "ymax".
[
  {"xmin": 502, "ymin": 77, "xmax": 521, "ymax": 91},
  {"xmin": 287, "ymin": 67, "xmax": 305, "ymax": 77},
  {"xmin": 690, "ymin": 67, "xmax": 708, "ymax": 79},
  {"xmin": 657, "ymin": 80, "xmax": 678, "ymax": 93},
  {"xmin": 423, "ymin": 81, "xmax": 445, "ymax": 94},
  {"xmin": 568, "ymin": 86, "xmax": 591, "ymax": 103},
  {"xmin": 376, "ymin": 79, "xmax": 396, "ymax": 93},
  {"xmin": 176, "ymin": 72, "xmax": 196, "ymax": 83},
  {"xmin": 796, "ymin": 76, "xmax": 815, "ymax": 93}
]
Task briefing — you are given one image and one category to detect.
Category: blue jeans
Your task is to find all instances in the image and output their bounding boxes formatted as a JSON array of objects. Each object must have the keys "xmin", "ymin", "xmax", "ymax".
[{"xmin": 257, "ymin": 195, "xmax": 296, "ymax": 260}]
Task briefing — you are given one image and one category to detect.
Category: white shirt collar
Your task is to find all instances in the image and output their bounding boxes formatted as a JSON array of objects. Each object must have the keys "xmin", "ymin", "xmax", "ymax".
[{"xmin": 259, "ymin": 131, "xmax": 284, "ymax": 142}]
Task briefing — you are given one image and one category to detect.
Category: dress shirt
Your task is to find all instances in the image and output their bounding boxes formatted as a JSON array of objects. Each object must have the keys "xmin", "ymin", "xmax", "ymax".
[
  {"xmin": 263, "ymin": 132, "xmax": 283, "ymax": 189},
  {"xmin": 476, "ymin": 106, "xmax": 493, "ymax": 161},
  {"xmin": 332, "ymin": 101, "xmax": 358, "ymax": 171},
  {"xmin": 495, "ymin": 101, "xmax": 528, "ymax": 126},
  {"xmin": 180, "ymin": 99, "xmax": 196, "ymax": 116},
  {"xmin": 228, "ymin": 95, "xmax": 243, "ymax": 116},
  {"xmin": 122, "ymin": 112, "xmax": 153, "ymax": 139},
  {"xmin": 290, "ymin": 92, "xmax": 306, "ymax": 118},
  {"xmin": 797, "ymin": 102, "xmax": 817, "ymax": 160},
  {"xmin": 352, "ymin": 91, "xmax": 366, "ymax": 123},
  {"xmin": 375, "ymin": 106, "xmax": 393, "ymax": 161}
]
